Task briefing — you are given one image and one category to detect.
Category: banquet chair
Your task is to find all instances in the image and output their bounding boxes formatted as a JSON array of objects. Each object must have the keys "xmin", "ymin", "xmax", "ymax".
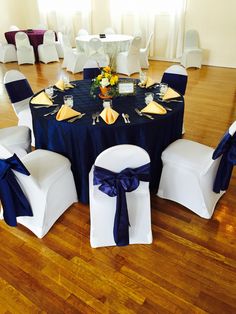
[
  {"xmin": 0, "ymin": 144, "xmax": 78, "ymax": 238},
  {"xmin": 103, "ymin": 27, "xmax": 116, "ymax": 35},
  {"xmin": 55, "ymin": 31, "xmax": 64, "ymax": 58},
  {"xmin": 9, "ymin": 25, "xmax": 19, "ymax": 31},
  {"xmin": 77, "ymin": 29, "xmax": 89, "ymax": 36},
  {"xmin": 15, "ymin": 32, "xmax": 35, "ymax": 65},
  {"xmin": 116, "ymin": 36, "xmax": 142, "ymax": 76},
  {"xmin": 157, "ymin": 121, "xmax": 236, "ymax": 219},
  {"xmin": 38, "ymin": 30, "xmax": 59, "ymax": 64},
  {"xmin": 89, "ymin": 144, "xmax": 153, "ymax": 248},
  {"xmin": 83, "ymin": 60, "xmax": 101, "ymax": 79},
  {"xmin": 181, "ymin": 30, "xmax": 202, "ymax": 69},
  {"xmin": 88, "ymin": 38, "xmax": 109, "ymax": 67},
  {"xmin": 140, "ymin": 32, "xmax": 153, "ymax": 69},
  {"xmin": 61, "ymin": 34, "xmax": 78, "ymax": 69},
  {"xmin": 161, "ymin": 65, "xmax": 188, "ymax": 96},
  {"xmin": 0, "ymin": 126, "xmax": 31, "ymax": 157},
  {"xmin": 4, "ymin": 70, "xmax": 35, "ymax": 146},
  {"xmin": 0, "ymin": 41, "xmax": 17, "ymax": 63}
]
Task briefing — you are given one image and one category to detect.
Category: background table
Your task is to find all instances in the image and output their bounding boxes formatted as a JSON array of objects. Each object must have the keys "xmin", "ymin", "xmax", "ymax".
[
  {"xmin": 5, "ymin": 29, "xmax": 55, "ymax": 62},
  {"xmin": 76, "ymin": 34, "xmax": 133, "ymax": 58},
  {"xmin": 30, "ymin": 80, "xmax": 184, "ymax": 204}
]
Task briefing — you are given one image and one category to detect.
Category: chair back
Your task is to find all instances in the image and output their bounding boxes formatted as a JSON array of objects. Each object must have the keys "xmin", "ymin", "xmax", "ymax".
[
  {"xmin": 104, "ymin": 27, "xmax": 115, "ymax": 35},
  {"xmin": 185, "ymin": 30, "xmax": 200, "ymax": 49},
  {"xmin": 15, "ymin": 32, "xmax": 31, "ymax": 48},
  {"xmin": 4, "ymin": 70, "xmax": 33, "ymax": 115},
  {"xmin": 43, "ymin": 30, "xmax": 56, "ymax": 44},
  {"xmin": 61, "ymin": 34, "xmax": 72, "ymax": 49},
  {"xmin": 128, "ymin": 36, "xmax": 142, "ymax": 55},
  {"xmin": 89, "ymin": 38, "xmax": 102, "ymax": 54},
  {"xmin": 145, "ymin": 32, "xmax": 153, "ymax": 50},
  {"xmin": 9, "ymin": 25, "xmax": 19, "ymax": 31},
  {"xmin": 161, "ymin": 65, "xmax": 188, "ymax": 95},
  {"xmin": 83, "ymin": 60, "xmax": 101, "ymax": 79},
  {"xmin": 77, "ymin": 29, "xmax": 89, "ymax": 36},
  {"xmin": 0, "ymin": 144, "xmax": 13, "ymax": 159}
]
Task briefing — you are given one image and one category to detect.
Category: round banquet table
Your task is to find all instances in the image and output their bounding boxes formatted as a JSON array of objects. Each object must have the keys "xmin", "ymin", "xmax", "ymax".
[
  {"xmin": 76, "ymin": 34, "xmax": 133, "ymax": 57},
  {"xmin": 30, "ymin": 80, "xmax": 184, "ymax": 204}
]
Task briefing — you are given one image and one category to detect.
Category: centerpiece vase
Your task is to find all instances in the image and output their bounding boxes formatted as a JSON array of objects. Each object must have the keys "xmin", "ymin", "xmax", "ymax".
[{"xmin": 99, "ymin": 86, "xmax": 112, "ymax": 99}]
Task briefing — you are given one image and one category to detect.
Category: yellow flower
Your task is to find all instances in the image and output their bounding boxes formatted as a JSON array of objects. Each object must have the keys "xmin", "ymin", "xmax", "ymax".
[
  {"xmin": 97, "ymin": 74, "xmax": 103, "ymax": 81},
  {"xmin": 110, "ymin": 77, "xmax": 115, "ymax": 85},
  {"xmin": 104, "ymin": 72, "xmax": 110, "ymax": 78},
  {"xmin": 103, "ymin": 66, "xmax": 111, "ymax": 73}
]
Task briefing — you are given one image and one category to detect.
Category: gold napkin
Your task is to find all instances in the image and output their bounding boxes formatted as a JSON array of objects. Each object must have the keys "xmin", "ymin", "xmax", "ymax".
[
  {"xmin": 162, "ymin": 87, "xmax": 180, "ymax": 100},
  {"xmin": 31, "ymin": 91, "xmax": 53, "ymax": 106},
  {"xmin": 141, "ymin": 101, "xmax": 167, "ymax": 115},
  {"xmin": 138, "ymin": 76, "xmax": 156, "ymax": 88},
  {"xmin": 55, "ymin": 79, "xmax": 74, "ymax": 91},
  {"xmin": 56, "ymin": 105, "xmax": 81, "ymax": 121},
  {"xmin": 100, "ymin": 107, "xmax": 119, "ymax": 124}
]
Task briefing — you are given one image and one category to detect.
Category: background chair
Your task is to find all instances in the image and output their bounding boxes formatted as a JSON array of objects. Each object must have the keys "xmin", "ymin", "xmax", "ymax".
[
  {"xmin": 161, "ymin": 65, "xmax": 188, "ymax": 96},
  {"xmin": 140, "ymin": 32, "xmax": 153, "ymax": 69},
  {"xmin": 157, "ymin": 121, "xmax": 236, "ymax": 219},
  {"xmin": 83, "ymin": 60, "xmax": 101, "ymax": 79},
  {"xmin": 4, "ymin": 70, "xmax": 35, "ymax": 146},
  {"xmin": 0, "ymin": 126, "xmax": 31, "ymax": 157},
  {"xmin": 38, "ymin": 30, "xmax": 59, "ymax": 64},
  {"xmin": 88, "ymin": 38, "xmax": 109, "ymax": 67},
  {"xmin": 15, "ymin": 32, "xmax": 35, "ymax": 65},
  {"xmin": 77, "ymin": 29, "xmax": 89, "ymax": 36},
  {"xmin": 116, "ymin": 36, "xmax": 142, "ymax": 76},
  {"xmin": 9, "ymin": 25, "xmax": 19, "ymax": 31},
  {"xmin": 0, "ymin": 145, "xmax": 78, "ymax": 238},
  {"xmin": 181, "ymin": 30, "xmax": 202, "ymax": 69},
  {"xmin": 89, "ymin": 144, "xmax": 152, "ymax": 248},
  {"xmin": 0, "ymin": 41, "xmax": 17, "ymax": 63},
  {"xmin": 61, "ymin": 34, "xmax": 78, "ymax": 69}
]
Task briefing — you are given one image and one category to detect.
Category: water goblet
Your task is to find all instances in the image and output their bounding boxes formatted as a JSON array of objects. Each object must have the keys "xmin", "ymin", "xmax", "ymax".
[
  {"xmin": 64, "ymin": 95, "xmax": 73, "ymax": 108},
  {"xmin": 45, "ymin": 86, "xmax": 54, "ymax": 99},
  {"xmin": 145, "ymin": 92, "xmax": 154, "ymax": 105},
  {"xmin": 139, "ymin": 70, "xmax": 147, "ymax": 85},
  {"xmin": 159, "ymin": 83, "xmax": 168, "ymax": 98},
  {"xmin": 103, "ymin": 99, "xmax": 112, "ymax": 108}
]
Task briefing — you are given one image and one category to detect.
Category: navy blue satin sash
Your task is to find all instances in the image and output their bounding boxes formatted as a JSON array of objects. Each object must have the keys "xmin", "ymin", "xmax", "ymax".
[
  {"xmin": 161, "ymin": 73, "xmax": 187, "ymax": 95},
  {"xmin": 212, "ymin": 131, "xmax": 236, "ymax": 193},
  {"xmin": 83, "ymin": 68, "xmax": 101, "ymax": 79},
  {"xmin": 5, "ymin": 79, "xmax": 33, "ymax": 103},
  {"xmin": 0, "ymin": 154, "xmax": 33, "ymax": 226},
  {"xmin": 93, "ymin": 163, "xmax": 150, "ymax": 246}
]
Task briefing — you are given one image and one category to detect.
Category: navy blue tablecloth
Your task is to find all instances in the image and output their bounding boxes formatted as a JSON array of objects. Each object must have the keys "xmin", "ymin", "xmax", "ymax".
[{"xmin": 30, "ymin": 80, "xmax": 184, "ymax": 204}]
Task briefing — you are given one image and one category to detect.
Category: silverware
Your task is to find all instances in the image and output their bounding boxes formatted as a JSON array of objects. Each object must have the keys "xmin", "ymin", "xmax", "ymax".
[
  {"xmin": 33, "ymin": 104, "xmax": 58, "ymax": 109},
  {"xmin": 125, "ymin": 114, "xmax": 130, "ymax": 123},
  {"xmin": 67, "ymin": 113, "xmax": 86, "ymax": 123},
  {"xmin": 156, "ymin": 96, "xmax": 182, "ymax": 103},
  {"xmin": 161, "ymin": 105, "xmax": 172, "ymax": 111},
  {"xmin": 134, "ymin": 108, "xmax": 154, "ymax": 120},
  {"xmin": 122, "ymin": 113, "xmax": 128, "ymax": 123},
  {"xmin": 92, "ymin": 113, "xmax": 96, "ymax": 125},
  {"xmin": 95, "ymin": 112, "xmax": 100, "ymax": 123},
  {"xmin": 43, "ymin": 106, "xmax": 60, "ymax": 116}
]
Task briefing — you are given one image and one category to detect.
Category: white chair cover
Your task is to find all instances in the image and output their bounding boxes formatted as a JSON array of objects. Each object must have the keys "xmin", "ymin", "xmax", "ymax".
[
  {"xmin": 0, "ymin": 42, "xmax": 17, "ymax": 63},
  {"xmin": 140, "ymin": 32, "xmax": 153, "ymax": 69},
  {"xmin": 181, "ymin": 30, "xmax": 202, "ymax": 69},
  {"xmin": 0, "ymin": 145, "xmax": 78, "ymax": 238},
  {"xmin": 89, "ymin": 144, "xmax": 153, "ymax": 248},
  {"xmin": 38, "ymin": 30, "xmax": 59, "ymax": 64},
  {"xmin": 116, "ymin": 36, "xmax": 142, "ymax": 76},
  {"xmin": 88, "ymin": 38, "xmax": 109, "ymax": 67},
  {"xmin": 55, "ymin": 31, "xmax": 64, "ymax": 58},
  {"xmin": 157, "ymin": 121, "xmax": 236, "ymax": 218},
  {"xmin": 15, "ymin": 32, "xmax": 35, "ymax": 65}
]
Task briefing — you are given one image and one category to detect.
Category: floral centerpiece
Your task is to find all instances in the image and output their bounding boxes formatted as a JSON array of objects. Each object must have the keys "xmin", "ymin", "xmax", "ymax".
[{"xmin": 90, "ymin": 66, "xmax": 119, "ymax": 99}]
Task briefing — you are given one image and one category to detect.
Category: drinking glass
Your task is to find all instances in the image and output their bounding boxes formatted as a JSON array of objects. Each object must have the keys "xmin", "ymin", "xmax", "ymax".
[
  {"xmin": 103, "ymin": 99, "xmax": 113, "ymax": 108},
  {"xmin": 159, "ymin": 83, "xmax": 168, "ymax": 98},
  {"xmin": 62, "ymin": 75, "xmax": 70, "ymax": 87},
  {"xmin": 145, "ymin": 92, "xmax": 154, "ymax": 104},
  {"xmin": 45, "ymin": 86, "xmax": 54, "ymax": 98},
  {"xmin": 64, "ymin": 95, "xmax": 73, "ymax": 108},
  {"xmin": 139, "ymin": 70, "xmax": 147, "ymax": 85}
]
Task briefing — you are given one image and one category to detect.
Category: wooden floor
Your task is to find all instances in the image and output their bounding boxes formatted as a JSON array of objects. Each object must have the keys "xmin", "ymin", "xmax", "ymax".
[{"xmin": 0, "ymin": 61, "xmax": 236, "ymax": 313}]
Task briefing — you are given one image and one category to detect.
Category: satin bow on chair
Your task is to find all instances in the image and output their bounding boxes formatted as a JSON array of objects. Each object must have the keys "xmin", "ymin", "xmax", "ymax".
[
  {"xmin": 213, "ymin": 132, "xmax": 236, "ymax": 193},
  {"xmin": 93, "ymin": 163, "xmax": 150, "ymax": 246},
  {"xmin": 0, "ymin": 154, "xmax": 33, "ymax": 226}
]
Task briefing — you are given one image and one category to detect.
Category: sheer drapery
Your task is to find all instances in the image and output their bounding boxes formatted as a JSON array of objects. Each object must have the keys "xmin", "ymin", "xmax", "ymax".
[
  {"xmin": 37, "ymin": 0, "xmax": 92, "ymax": 46},
  {"xmin": 109, "ymin": 0, "xmax": 186, "ymax": 60}
]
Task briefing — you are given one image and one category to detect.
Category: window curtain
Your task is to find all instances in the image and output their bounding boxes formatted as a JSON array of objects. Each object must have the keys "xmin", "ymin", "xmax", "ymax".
[
  {"xmin": 109, "ymin": 0, "xmax": 186, "ymax": 60},
  {"xmin": 37, "ymin": 0, "xmax": 92, "ymax": 46}
]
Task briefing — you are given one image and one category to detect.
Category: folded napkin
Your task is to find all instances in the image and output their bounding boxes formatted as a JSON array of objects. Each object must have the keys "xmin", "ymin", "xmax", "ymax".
[
  {"xmin": 56, "ymin": 105, "xmax": 81, "ymax": 121},
  {"xmin": 100, "ymin": 107, "xmax": 119, "ymax": 124},
  {"xmin": 162, "ymin": 87, "xmax": 180, "ymax": 100},
  {"xmin": 139, "ymin": 76, "xmax": 156, "ymax": 88},
  {"xmin": 55, "ymin": 79, "xmax": 74, "ymax": 91},
  {"xmin": 141, "ymin": 101, "xmax": 167, "ymax": 115},
  {"xmin": 31, "ymin": 91, "xmax": 53, "ymax": 106}
]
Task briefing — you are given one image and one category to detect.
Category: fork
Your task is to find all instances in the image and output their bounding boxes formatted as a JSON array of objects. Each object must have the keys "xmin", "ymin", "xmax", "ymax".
[
  {"xmin": 67, "ymin": 113, "xmax": 86, "ymax": 123},
  {"xmin": 92, "ymin": 113, "xmax": 97, "ymax": 125},
  {"xmin": 122, "ymin": 113, "xmax": 128, "ymax": 123},
  {"xmin": 125, "ymin": 114, "xmax": 131, "ymax": 123},
  {"xmin": 95, "ymin": 112, "xmax": 100, "ymax": 123},
  {"xmin": 134, "ymin": 108, "xmax": 154, "ymax": 120},
  {"xmin": 43, "ymin": 106, "xmax": 60, "ymax": 116}
]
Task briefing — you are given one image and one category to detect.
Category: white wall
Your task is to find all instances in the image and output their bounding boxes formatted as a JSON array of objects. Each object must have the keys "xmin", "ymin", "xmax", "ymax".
[{"xmin": 185, "ymin": 0, "xmax": 236, "ymax": 68}]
